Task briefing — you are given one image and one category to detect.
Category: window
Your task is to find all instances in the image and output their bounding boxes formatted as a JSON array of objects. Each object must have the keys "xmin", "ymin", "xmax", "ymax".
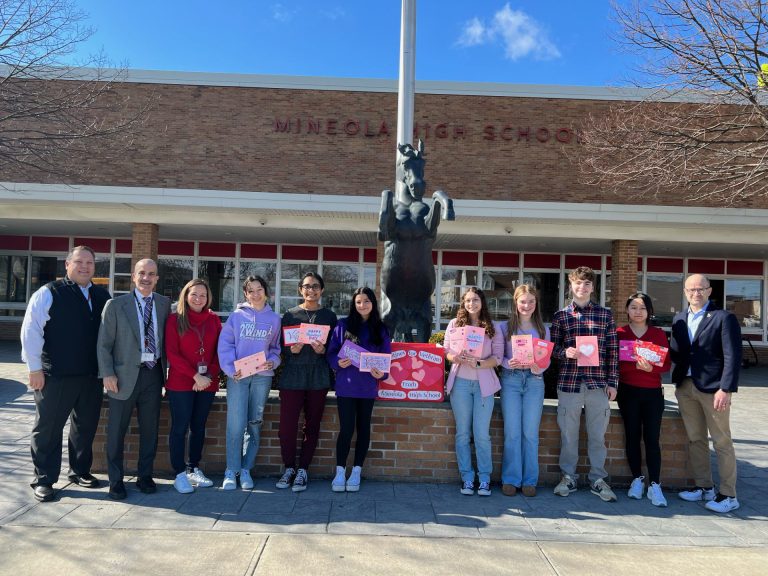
[
  {"xmin": 0, "ymin": 255, "xmax": 28, "ymax": 303},
  {"xmin": 158, "ymin": 258, "xmax": 194, "ymax": 304},
  {"xmin": 645, "ymin": 273, "xmax": 683, "ymax": 327},
  {"xmin": 726, "ymin": 278, "xmax": 762, "ymax": 330},
  {"xmin": 438, "ymin": 268, "xmax": 478, "ymax": 329},
  {"xmin": 523, "ymin": 272, "xmax": 560, "ymax": 323},
  {"xmin": 482, "ymin": 269, "xmax": 519, "ymax": 321},
  {"xmin": 113, "ymin": 257, "xmax": 133, "ymax": 294},
  {"xmin": 199, "ymin": 260, "xmax": 236, "ymax": 313},
  {"xmin": 93, "ymin": 256, "xmax": 111, "ymax": 289},
  {"xmin": 322, "ymin": 264, "xmax": 359, "ymax": 317},
  {"xmin": 362, "ymin": 265, "xmax": 376, "ymax": 289},
  {"xmin": 30, "ymin": 256, "xmax": 65, "ymax": 292}
]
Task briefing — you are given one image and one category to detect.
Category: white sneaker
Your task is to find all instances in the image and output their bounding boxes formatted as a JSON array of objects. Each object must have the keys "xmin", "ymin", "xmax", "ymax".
[
  {"xmin": 187, "ymin": 467, "xmax": 213, "ymax": 488},
  {"xmin": 591, "ymin": 478, "xmax": 618, "ymax": 502},
  {"xmin": 332, "ymin": 466, "xmax": 346, "ymax": 492},
  {"xmin": 554, "ymin": 474, "xmax": 577, "ymax": 497},
  {"xmin": 221, "ymin": 469, "xmax": 237, "ymax": 490},
  {"xmin": 239, "ymin": 468, "xmax": 254, "ymax": 490},
  {"xmin": 679, "ymin": 487, "xmax": 716, "ymax": 502},
  {"xmin": 628, "ymin": 476, "xmax": 645, "ymax": 499},
  {"xmin": 346, "ymin": 466, "xmax": 361, "ymax": 492},
  {"xmin": 276, "ymin": 468, "xmax": 295, "ymax": 489},
  {"xmin": 647, "ymin": 482, "xmax": 667, "ymax": 507},
  {"xmin": 174, "ymin": 471, "xmax": 194, "ymax": 494},
  {"xmin": 292, "ymin": 468, "xmax": 308, "ymax": 492},
  {"xmin": 477, "ymin": 481, "xmax": 491, "ymax": 497},
  {"xmin": 705, "ymin": 495, "xmax": 740, "ymax": 513},
  {"xmin": 460, "ymin": 480, "xmax": 474, "ymax": 495}
]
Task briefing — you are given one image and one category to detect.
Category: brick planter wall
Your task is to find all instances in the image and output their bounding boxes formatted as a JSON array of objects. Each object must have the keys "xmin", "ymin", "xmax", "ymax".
[{"xmin": 91, "ymin": 393, "xmax": 693, "ymax": 488}]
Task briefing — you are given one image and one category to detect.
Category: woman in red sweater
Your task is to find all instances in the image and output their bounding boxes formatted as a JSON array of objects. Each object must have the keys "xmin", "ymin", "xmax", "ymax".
[
  {"xmin": 617, "ymin": 291, "xmax": 671, "ymax": 507},
  {"xmin": 164, "ymin": 278, "xmax": 222, "ymax": 494}
]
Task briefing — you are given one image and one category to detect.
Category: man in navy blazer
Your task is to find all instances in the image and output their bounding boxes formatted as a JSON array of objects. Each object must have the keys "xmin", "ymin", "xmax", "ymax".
[{"xmin": 670, "ymin": 274, "xmax": 741, "ymax": 513}]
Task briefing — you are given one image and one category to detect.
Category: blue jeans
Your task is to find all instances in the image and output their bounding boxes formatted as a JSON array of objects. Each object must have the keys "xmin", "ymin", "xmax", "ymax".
[
  {"xmin": 449, "ymin": 377, "xmax": 494, "ymax": 483},
  {"xmin": 226, "ymin": 374, "xmax": 272, "ymax": 471},
  {"xmin": 167, "ymin": 390, "xmax": 216, "ymax": 474},
  {"xmin": 500, "ymin": 368, "xmax": 545, "ymax": 487}
]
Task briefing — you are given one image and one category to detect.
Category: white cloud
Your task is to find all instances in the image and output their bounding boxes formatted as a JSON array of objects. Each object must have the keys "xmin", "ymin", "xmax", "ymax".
[
  {"xmin": 457, "ymin": 17, "xmax": 488, "ymax": 47},
  {"xmin": 272, "ymin": 3, "xmax": 297, "ymax": 23},
  {"xmin": 457, "ymin": 3, "xmax": 561, "ymax": 61}
]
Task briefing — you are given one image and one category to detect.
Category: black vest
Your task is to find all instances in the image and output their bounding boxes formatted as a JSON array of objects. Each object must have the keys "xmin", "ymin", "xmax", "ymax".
[{"xmin": 41, "ymin": 279, "xmax": 111, "ymax": 377}]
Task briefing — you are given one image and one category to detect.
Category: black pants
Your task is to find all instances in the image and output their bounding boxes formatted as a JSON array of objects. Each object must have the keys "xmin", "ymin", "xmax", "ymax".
[
  {"xmin": 617, "ymin": 384, "xmax": 665, "ymax": 484},
  {"xmin": 106, "ymin": 365, "xmax": 163, "ymax": 484},
  {"xmin": 166, "ymin": 390, "xmax": 215, "ymax": 474},
  {"xmin": 335, "ymin": 396, "xmax": 375, "ymax": 467},
  {"xmin": 30, "ymin": 374, "xmax": 103, "ymax": 486}
]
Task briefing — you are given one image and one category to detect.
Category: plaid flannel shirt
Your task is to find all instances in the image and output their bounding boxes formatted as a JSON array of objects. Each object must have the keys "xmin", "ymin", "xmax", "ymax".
[{"xmin": 550, "ymin": 300, "xmax": 619, "ymax": 392}]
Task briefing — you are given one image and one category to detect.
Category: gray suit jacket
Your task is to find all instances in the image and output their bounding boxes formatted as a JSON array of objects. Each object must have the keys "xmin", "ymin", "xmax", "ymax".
[{"xmin": 97, "ymin": 291, "xmax": 170, "ymax": 400}]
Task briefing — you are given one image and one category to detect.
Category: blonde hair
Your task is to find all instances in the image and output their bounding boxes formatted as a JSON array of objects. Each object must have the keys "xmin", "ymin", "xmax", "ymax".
[{"xmin": 506, "ymin": 284, "xmax": 546, "ymax": 339}]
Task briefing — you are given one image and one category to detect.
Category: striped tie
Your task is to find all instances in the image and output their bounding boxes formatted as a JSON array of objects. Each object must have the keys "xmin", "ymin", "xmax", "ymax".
[{"xmin": 143, "ymin": 296, "xmax": 156, "ymax": 369}]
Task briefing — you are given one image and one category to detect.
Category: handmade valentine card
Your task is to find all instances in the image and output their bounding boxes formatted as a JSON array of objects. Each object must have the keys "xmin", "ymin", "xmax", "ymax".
[
  {"xmin": 359, "ymin": 352, "xmax": 392, "ymax": 373},
  {"xmin": 461, "ymin": 325, "xmax": 486, "ymax": 358},
  {"xmin": 283, "ymin": 325, "xmax": 300, "ymax": 345},
  {"xmin": 532, "ymin": 338, "xmax": 554, "ymax": 369},
  {"xmin": 298, "ymin": 323, "xmax": 331, "ymax": 344},
  {"xmin": 233, "ymin": 351, "xmax": 268, "ymax": 378},
  {"xmin": 575, "ymin": 335, "xmax": 599, "ymax": 367},
  {"xmin": 511, "ymin": 334, "xmax": 534, "ymax": 364},
  {"xmin": 339, "ymin": 339, "xmax": 367, "ymax": 368},
  {"xmin": 619, "ymin": 340, "xmax": 636, "ymax": 362}
]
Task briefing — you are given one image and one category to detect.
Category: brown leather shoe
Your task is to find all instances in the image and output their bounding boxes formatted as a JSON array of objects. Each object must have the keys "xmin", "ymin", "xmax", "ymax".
[
  {"xmin": 522, "ymin": 485, "xmax": 537, "ymax": 497},
  {"xmin": 502, "ymin": 484, "xmax": 517, "ymax": 496}
]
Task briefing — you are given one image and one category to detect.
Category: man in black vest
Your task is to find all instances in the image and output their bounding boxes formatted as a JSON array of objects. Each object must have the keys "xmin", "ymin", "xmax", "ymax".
[{"xmin": 20, "ymin": 246, "xmax": 111, "ymax": 502}]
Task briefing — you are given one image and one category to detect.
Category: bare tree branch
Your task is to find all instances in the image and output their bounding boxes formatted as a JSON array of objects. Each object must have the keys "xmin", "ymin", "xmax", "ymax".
[
  {"xmin": 0, "ymin": 0, "xmax": 153, "ymax": 181},
  {"xmin": 579, "ymin": 0, "xmax": 768, "ymax": 203}
]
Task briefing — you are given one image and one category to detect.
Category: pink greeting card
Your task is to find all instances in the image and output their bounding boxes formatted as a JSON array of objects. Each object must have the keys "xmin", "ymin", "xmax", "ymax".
[
  {"xmin": 233, "ymin": 351, "xmax": 268, "ymax": 378},
  {"xmin": 634, "ymin": 341, "xmax": 668, "ymax": 367},
  {"xmin": 575, "ymin": 335, "xmax": 600, "ymax": 367},
  {"xmin": 461, "ymin": 326, "xmax": 486, "ymax": 358},
  {"xmin": 359, "ymin": 352, "xmax": 392, "ymax": 373},
  {"xmin": 339, "ymin": 339, "xmax": 367, "ymax": 368},
  {"xmin": 283, "ymin": 325, "xmax": 300, "ymax": 345},
  {"xmin": 532, "ymin": 338, "xmax": 554, "ymax": 369},
  {"xmin": 619, "ymin": 340, "xmax": 636, "ymax": 362},
  {"xmin": 511, "ymin": 334, "xmax": 534, "ymax": 364},
  {"xmin": 298, "ymin": 323, "xmax": 331, "ymax": 344}
]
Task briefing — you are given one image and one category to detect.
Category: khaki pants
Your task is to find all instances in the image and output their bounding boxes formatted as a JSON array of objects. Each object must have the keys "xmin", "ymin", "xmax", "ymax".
[{"xmin": 675, "ymin": 378, "xmax": 737, "ymax": 497}]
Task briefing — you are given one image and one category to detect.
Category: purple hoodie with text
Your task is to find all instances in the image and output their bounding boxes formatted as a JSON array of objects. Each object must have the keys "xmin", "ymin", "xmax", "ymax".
[{"xmin": 217, "ymin": 303, "xmax": 282, "ymax": 378}]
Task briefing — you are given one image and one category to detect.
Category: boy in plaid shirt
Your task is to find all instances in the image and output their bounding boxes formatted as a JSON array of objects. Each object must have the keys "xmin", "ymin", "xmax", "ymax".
[{"xmin": 550, "ymin": 266, "xmax": 619, "ymax": 502}]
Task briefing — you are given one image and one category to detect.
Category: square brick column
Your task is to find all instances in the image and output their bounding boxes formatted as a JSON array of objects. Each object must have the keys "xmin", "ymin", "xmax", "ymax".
[
  {"xmin": 131, "ymin": 223, "xmax": 159, "ymax": 269},
  {"xmin": 610, "ymin": 239, "xmax": 639, "ymax": 322}
]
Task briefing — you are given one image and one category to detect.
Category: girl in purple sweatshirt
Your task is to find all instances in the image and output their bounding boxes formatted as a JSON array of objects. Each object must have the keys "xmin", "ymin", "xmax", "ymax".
[
  {"xmin": 217, "ymin": 275, "xmax": 281, "ymax": 491},
  {"xmin": 327, "ymin": 287, "xmax": 391, "ymax": 492}
]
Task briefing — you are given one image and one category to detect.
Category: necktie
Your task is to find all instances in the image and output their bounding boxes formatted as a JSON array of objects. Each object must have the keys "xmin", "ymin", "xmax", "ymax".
[{"xmin": 143, "ymin": 296, "xmax": 156, "ymax": 369}]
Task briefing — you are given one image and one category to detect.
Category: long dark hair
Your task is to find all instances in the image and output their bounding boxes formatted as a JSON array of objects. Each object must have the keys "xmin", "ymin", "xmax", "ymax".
[
  {"xmin": 345, "ymin": 287, "xmax": 386, "ymax": 346},
  {"xmin": 626, "ymin": 291, "xmax": 654, "ymax": 326},
  {"xmin": 176, "ymin": 278, "xmax": 212, "ymax": 335},
  {"xmin": 456, "ymin": 287, "xmax": 495, "ymax": 338}
]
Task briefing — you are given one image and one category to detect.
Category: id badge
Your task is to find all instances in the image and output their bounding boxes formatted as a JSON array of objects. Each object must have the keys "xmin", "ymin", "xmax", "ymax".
[
  {"xmin": 141, "ymin": 352, "xmax": 154, "ymax": 363},
  {"xmin": 197, "ymin": 362, "xmax": 208, "ymax": 375}
]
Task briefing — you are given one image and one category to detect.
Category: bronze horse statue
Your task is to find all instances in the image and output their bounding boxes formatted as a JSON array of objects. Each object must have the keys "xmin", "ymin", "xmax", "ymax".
[{"xmin": 378, "ymin": 141, "xmax": 455, "ymax": 342}]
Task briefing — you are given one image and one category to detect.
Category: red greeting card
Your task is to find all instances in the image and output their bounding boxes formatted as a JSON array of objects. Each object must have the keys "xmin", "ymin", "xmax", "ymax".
[
  {"xmin": 511, "ymin": 334, "xmax": 534, "ymax": 364},
  {"xmin": 575, "ymin": 335, "xmax": 599, "ymax": 367},
  {"xmin": 532, "ymin": 338, "xmax": 554, "ymax": 369},
  {"xmin": 634, "ymin": 341, "xmax": 668, "ymax": 367}
]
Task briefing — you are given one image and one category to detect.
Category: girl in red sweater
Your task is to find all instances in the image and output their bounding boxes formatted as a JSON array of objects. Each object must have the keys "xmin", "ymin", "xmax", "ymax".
[
  {"xmin": 617, "ymin": 292, "xmax": 671, "ymax": 507},
  {"xmin": 164, "ymin": 278, "xmax": 222, "ymax": 494}
]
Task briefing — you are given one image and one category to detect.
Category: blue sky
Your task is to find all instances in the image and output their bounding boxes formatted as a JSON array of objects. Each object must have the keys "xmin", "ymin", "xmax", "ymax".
[{"xmin": 69, "ymin": 1, "xmax": 638, "ymax": 87}]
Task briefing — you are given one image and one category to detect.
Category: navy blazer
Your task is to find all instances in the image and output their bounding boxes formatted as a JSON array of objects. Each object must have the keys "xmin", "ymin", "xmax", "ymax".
[{"xmin": 669, "ymin": 305, "xmax": 741, "ymax": 393}]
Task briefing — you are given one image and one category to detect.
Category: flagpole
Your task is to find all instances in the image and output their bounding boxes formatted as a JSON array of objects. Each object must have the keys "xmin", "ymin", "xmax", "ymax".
[{"xmin": 396, "ymin": 0, "xmax": 416, "ymax": 151}]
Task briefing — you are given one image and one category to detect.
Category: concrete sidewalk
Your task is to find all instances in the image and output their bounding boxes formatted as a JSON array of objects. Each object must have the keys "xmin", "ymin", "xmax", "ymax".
[{"xmin": 1, "ymin": 341, "xmax": 767, "ymax": 575}]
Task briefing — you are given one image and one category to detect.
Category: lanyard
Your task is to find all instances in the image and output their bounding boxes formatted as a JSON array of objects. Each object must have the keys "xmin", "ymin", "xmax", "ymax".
[
  {"xmin": 189, "ymin": 321, "xmax": 207, "ymax": 358},
  {"xmin": 134, "ymin": 294, "xmax": 154, "ymax": 349}
]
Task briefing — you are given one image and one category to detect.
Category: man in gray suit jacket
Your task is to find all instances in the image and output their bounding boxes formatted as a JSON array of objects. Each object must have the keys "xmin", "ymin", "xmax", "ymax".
[{"xmin": 97, "ymin": 258, "xmax": 170, "ymax": 500}]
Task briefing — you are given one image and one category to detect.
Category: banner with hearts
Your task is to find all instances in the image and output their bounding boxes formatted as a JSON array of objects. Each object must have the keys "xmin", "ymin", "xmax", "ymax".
[{"xmin": 378, "ymin": 342, "xmax": 445, "ymax": 402}]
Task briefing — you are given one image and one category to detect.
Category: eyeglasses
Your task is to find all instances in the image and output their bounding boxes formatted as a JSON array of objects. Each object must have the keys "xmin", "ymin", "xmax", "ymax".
[
  {"xmin": 685, "ymin": 287, "xmax": 710, "ymax": 294},
  {"xmin": 301, "ymin": 283, "xmax": 321, "ymax": 291}
]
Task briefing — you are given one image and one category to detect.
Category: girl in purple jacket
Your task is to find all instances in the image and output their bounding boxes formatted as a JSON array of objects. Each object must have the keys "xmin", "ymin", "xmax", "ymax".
[{"xmin": 327, "ymin": 287, "xmax": 391, "ymax": 492}]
